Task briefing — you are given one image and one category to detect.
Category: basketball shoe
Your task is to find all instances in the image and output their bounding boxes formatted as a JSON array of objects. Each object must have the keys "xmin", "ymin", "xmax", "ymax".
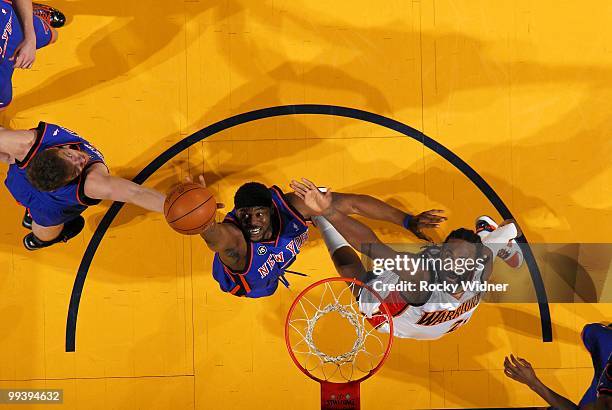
[
  {"xmin": 33, "ymin": 3, "xmax": 66, "ymax": 28},
  {"xmin": 22, "ymin": 209, "xmax": 32, "ymax": 229},
  {"xmin": 475, "ymin": 215, "xmax": 524, "ymax": 268},
  {"xmin": 23, "ymin": 216, "xmax": 84, "ymax": 251}
]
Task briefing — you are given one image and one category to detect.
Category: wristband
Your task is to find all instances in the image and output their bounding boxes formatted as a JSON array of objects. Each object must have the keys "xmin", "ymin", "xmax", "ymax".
[{"xmin": 402, "ymin": 214, "xmax": 414, "ymax": 230}]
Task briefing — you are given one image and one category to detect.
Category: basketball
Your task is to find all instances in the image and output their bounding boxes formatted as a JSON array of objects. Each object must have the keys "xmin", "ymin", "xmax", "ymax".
[{"xmin": 164, "ymin": 183, "xmax": 217, "ymax": 235}]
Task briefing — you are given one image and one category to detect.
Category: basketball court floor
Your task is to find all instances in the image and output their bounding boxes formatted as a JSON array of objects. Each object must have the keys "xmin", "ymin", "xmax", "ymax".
[{"xmin": 0, "ymin": 0, "xmax": 611, "ymax": 408}]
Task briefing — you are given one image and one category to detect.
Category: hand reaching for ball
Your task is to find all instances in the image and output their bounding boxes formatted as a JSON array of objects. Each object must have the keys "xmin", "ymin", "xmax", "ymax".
[
  {"xmin": 183, "ymin": 174, "xmax": 225, "ymax": 209},
  {"xmin": 164, "ymin": 175, "xmax": 223, "ymax": 235}
]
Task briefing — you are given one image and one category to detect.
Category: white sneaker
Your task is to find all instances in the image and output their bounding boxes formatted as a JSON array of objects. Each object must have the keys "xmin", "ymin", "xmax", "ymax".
[{"xmin": 475, "ymin": 215, "xmax": 524, "ymax": 268}]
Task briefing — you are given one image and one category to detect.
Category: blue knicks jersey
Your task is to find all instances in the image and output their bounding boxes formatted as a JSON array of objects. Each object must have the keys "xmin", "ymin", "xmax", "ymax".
[
  {"xmin": 5, "ymin": 122, "xmax": 107, "ymax": 227},
  {"xmin": 212, "ymin": 186, "xmax": 309, "ymax": 298},
  {"xmin": 0, "ymin": 1, "xmax": 14, "ymax": 61}
]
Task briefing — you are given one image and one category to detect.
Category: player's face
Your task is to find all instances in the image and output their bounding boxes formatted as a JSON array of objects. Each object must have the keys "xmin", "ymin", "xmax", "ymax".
[
  {"xmin": 56, "ymin": 147, "xmax": 89, "ymax": 180},
  {"xmin": 437, "ymin": 239, "xmax": 479, "ymax": 291},
  {"xmin": 235, "ymin": 206, "xmax": 273, "ymax": 241}
]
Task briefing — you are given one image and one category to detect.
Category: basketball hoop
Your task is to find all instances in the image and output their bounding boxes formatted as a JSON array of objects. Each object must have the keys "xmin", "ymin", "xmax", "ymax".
[{"xmin": 285, "ymin": 277, "xmax": 394, "ymax": 410}]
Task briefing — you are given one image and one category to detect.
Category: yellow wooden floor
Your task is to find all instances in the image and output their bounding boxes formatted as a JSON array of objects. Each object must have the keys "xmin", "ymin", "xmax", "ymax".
[{"xmin": 1, "ymin": 0, "xmax": 611, "ymax": 409}]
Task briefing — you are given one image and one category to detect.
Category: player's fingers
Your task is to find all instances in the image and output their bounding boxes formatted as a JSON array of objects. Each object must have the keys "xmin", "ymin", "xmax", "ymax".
[
  {"xmin": 301, "ymin": 177, "xmax": 318, "ymax": 190},
  {"xmin": 290, "ymin": 181, "xmax": 308, "ymax": 195},
  {"xmin": 17, "ymin": 52, "xmax": 29, "ymax": 68},
  {"xmin": 197, "ymin": 175, "xmax": 206, "ymax": 187},
  {"xmin": 290, "ymin": 179, "xmax": 307, "ymax": 189},
  {"xmin": 518, "ymin": 358, "xmax": 531, "ymax": 368},
  {"xmin": 9, "ymin": 45, "xmax": 21, "ymax": 61},
  {"xmin": 216, "ymin": 203, "xmax": 225, "ymax": 209},
  {"xmin": 419, "ymin": 214, "xmax": 442, "ymax": 223},
  {"xmin": 504, "ymin": 368, "xmax": 518, "ymax": 381},
  {"xmin": 292, "ymin": 181, "xmax": 311, "ymax": 196},
  {"xmin": 293, "ymin": 190, "xmax": 305, "ymax": 200},
  {"xmin": 426, "ymin": 215, "xmax": 447, "ymax": 222},
  {"xmin": 510, "ymin": 354, "xmax": 522, "ymax": 368},
  {"xmin": 425, "ymin": 209, "xmax": 445, "ymax": 215},
  {"xmin": 15, "ymin": 54, "xmax": 24, "ymax": 68},
  {"xmin": 420, "ymin": 222, "xmax": 440, "ymax": 229}
]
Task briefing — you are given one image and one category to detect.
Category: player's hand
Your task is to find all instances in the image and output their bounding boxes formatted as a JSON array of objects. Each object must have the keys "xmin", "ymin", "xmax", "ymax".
[
  {"xmin": 290, "ymin": 178, "xmax": 332, "ymax": 216},
  {"xmin": 10, "ymin": 38, "xmax": 37, "ymax": 69},
  {"xmin": 503, "ymin": 354, "xmax": 539, "ymax": 387},
  {"xmin": 407, "ymin": 209, "xmax": 446, "ymax": 242},
  {"xmin": 183, "ymin": 175, "xmax": 225, "ymax": 209}
]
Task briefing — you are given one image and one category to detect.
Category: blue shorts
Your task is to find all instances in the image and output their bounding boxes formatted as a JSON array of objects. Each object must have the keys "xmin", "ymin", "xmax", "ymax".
[
  {"xmin": 579, "ymin": 323, "xmax": 612, "ymax": 406},
  {"xmin": 28, "ymin": 204, "xmax": 87, "ymax": 227},
  {"xmin": 0, "ymin": 0, "xmax": 54, "ymax": 108}
]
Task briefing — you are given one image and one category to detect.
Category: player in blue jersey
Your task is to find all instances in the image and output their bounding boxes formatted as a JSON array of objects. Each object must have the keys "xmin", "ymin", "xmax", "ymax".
[
  {"xmin": 1, "ymin": 0, "xmax": 65, "ymax": 109},
  {"xmin": 190, "ymin": 175, "xmax": 446, "ymax": 298},
  {"xmin": 0, "ymin": 122, "xmax": 165, "ymax": 250},
  {"xmin": 597, "ymin": 353, "xmax": 612, "ymax": 409}
]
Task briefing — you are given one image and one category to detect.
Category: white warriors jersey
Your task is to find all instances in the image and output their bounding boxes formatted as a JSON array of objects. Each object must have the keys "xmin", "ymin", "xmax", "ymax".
[{"xmin": 359, "ymin": 266, "xmax": 485, "ymax": 340}]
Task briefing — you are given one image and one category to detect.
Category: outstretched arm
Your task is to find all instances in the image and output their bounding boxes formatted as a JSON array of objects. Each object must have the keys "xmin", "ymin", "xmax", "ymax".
[
  {"xmin": 180, "ymin": 175, "xmax": 247, "ymax": 271},
  {"xmin": 294, "ymin": 180, "xmax": 431, "ymax": 303},
  {"xmin": 289, "ymin": 178, "xmax": 446, "ymax": 241},
  {"xmin": 504, "ymin": 355, "xmax": 579, "ymax": 410},
  {"xmin": 83, "ymin": 165, "xmax": 165, "ymax": 212}
]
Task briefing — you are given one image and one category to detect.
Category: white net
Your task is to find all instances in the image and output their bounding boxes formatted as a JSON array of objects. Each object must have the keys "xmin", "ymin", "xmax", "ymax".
[{"xmin": 287, "ymin": 279, "xmax": 392, "ymax": 383}]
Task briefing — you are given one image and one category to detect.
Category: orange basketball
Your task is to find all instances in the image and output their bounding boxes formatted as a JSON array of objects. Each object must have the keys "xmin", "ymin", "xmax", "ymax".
[{"xmin": 164, "ymin": 183, "xmax": 217, "ymax": 235}]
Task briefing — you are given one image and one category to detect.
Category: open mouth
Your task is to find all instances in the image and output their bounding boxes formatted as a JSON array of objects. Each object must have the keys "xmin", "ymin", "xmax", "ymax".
[{"xmin": 248, "ymin": 227, "xmax": 262, "ymax": 236}]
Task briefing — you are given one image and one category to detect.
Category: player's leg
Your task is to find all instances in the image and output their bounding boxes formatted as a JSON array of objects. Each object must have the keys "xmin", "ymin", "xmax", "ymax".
[
  {"xmin": 0, "ymin": 62, "xmax": 14, "ymax": 110},
  {"xmin": 0, "ymin": 2, "xmax": 58, "ymax": 110},
  {"xmin": 31, "ymin": 9, "xmax": 57, "ymax": 49},
  {"xmin": 31, "ymin": 221, "xmax": 63, "ymax": 241},
  {"xmin": 24, "ymin": 216, "xmax": 85, "ymax": 250},
  {"xmin": 476, "ymin": 215, "xmax": 524, "ymax": 268}
]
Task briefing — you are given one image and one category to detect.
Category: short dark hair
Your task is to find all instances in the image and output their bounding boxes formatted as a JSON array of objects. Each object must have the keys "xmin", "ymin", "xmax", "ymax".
[
  {"xmin": 444, "ymin": 228, "xmax": 482, "ymax": 244},
  {"xmin": 234, "ymin": 182, "xmax": 272, "ymax": 209},
  {"xmin": 26, "ymin": 148, "xmax": 73, "ymax": 191},
  {"xmin": 443, "ymin": 227, "xmax": 484, "ymax": 257}
]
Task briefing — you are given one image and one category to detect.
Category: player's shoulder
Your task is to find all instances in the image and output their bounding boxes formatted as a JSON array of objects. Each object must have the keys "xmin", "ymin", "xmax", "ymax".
[
  {"xmin": 83, "ymin": 162, "xmax": 109, "ymax": 180},
  {"xmin": 269, "ymin": 186, "xmax": 309, "ymax": 223}
]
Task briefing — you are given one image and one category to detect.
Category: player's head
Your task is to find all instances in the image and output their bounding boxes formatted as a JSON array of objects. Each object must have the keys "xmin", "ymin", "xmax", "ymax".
[
  {"xmin": 437, "ymin": 228, "xmax": 484, "ymax": 290},
  {"xmin": 234, "ymin": 182, "xmax": 274, "ymax": 241},
  {"xmin": 26, "ymin": 147, "xmax": 89, "ymax": 191}
]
